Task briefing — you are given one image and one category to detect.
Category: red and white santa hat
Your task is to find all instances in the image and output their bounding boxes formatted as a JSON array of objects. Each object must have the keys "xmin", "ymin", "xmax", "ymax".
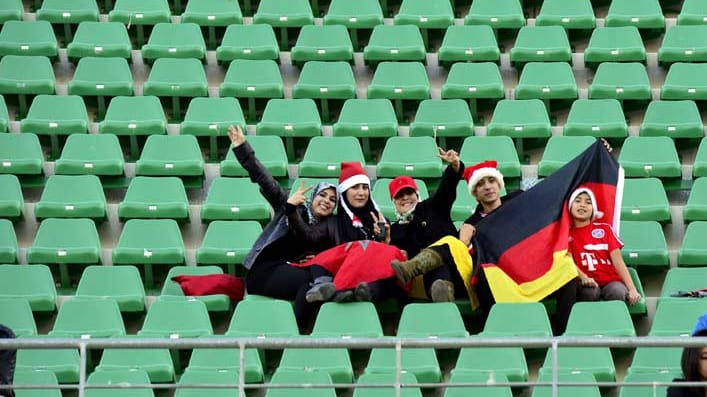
[
  {"xmin": 568, "ymin": 187, "xmax": 604, "ymax": 220},
  {"xmin": 463, "ymin": 160, "xmax": 505, "ymax": 196},
  {"xmin": 338, "ymin": 161, "xmax": 370, "ymax": 193}
]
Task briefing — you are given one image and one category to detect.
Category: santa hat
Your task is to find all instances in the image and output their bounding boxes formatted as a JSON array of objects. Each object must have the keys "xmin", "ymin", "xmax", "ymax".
[
  {"xmin": 463, "ymin": 160, "xmax": 505, "ymax": 196},
  {"xmin": 568, "ymin": 187, "xmax": 604, "ymax": 220},
  {"xmin": 338, "ymin": 161, "xmax": 370, "ymax": 193},
  {"xmin": 388, "ymin": 176, "xmax": 418, "ymax": 199}
]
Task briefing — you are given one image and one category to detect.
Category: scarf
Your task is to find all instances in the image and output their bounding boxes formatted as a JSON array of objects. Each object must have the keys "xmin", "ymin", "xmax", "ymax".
[{"xmin": 305, "ymin": 182, "xmax": 337, "ymax": 225}]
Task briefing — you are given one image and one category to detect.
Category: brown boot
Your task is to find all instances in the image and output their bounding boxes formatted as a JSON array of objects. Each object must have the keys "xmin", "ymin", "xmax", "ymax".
[
  {"xmin": 391, "ymin": 248, "xmax": 444, "ymax": 284},
  {"xmin": 430, "ymin": 279, "xmax": 454, "ymax": 302}
]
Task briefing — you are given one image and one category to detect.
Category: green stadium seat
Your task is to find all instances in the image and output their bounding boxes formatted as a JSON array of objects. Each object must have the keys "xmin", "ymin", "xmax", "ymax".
[
  {"xmin": 678, "ymin": 221, "xmax": 707, "ymax": 267},
  {"xmin": 20, "ymin": 94, "xmax": 88, "ymax": 137},
  {"xmin": 364, "ymin": 348, "xmax": 441, "ymax": 383},
  {"xmin": 353, "ymin": 372, "xmax": 421, "ymax": 397},
  {"xmin": 220, "ymin": 59, "xmax": 284, "ymax": 122},
  {"xmin": 182, "ymin": 0, "xmax": 243, "ymax": 49},
  {"xmin": 394, "ymin": 0, "xmax": 454, "ymax": 34},
  {"xmin": 333, "ymin": 98, "xmax": 397, "ymax": 158},
  {"xmin": 377, "ymin": 136, "xmax": 443, "ymax": 178},
  {"xmin": 291, "ymin": 24, "xmax": 353, "ymax": 64},
  {"xmin": 685, "ymin": 177, "xmax": 707, "ymax": 222},
  {"xmin": 141, "ymin": 22, "xmax": 206, "ymax": 61},
  {"xmin": 0, "ymin": 298, "xmax": 37, "ymax": 337},
  {"xmin": 398, "ymin": 302, "xmax": 468, "ymax": 337},
  {"xmin": 539, "ymin": 348, "xmax": 614, "ymax": 382},
  {"xmin": 538, "ymin": 136, "xmax": 595, "ymax": 177},
  {"xmin": 54, "ymin": 134, "xmax": 125, "ymax": 177},
  {"xmin": 97, "ymin": 345, "xmax": 174, "ymax": 382},
  {"xmin": 514, "ymin": 62, "xmax": 578, "ymax": 101},
  {"xmin": 220, "ymin": 136, "xmax": 287, "ymax": 178},
  {"xmin": 279, "ymin": 348, "xmax": 353, "ymax": 383},
  {"xmin": 628, "ymin": 347, "xmax": 682, "ymax": 375},
  {"xmin": 363, "ymin": 24, "xmax": 426, "ymax": 64},
  {"xmin": 267, "ymin": 370, "xmax": 336, "ymax": 397},
  {"xmin": 36, "ymin": 0, "xmax": 98, "ymax": 42},
  {"xmin": 510, "ymin": 26, "xmax": 572, "ymax": 66},
  {"xmin": 564, "ymin": 301, "xmax": 635, "ymax": 337},
  {"xmin": 0, "ymin": 94, "xmax": 8, "ymax": 131},
  {"xmin": 0, "ymin": 220, "xmax": 17, "ymax": 263},
  {"xmin": 216, "ymin": 24, "xmax": 279, "ymax": 63},
  {"xmin": 15, "ymin": 344, "xmax": 80, "ymax": 383},
  {"xmin": 76, "ymin": 265, "xmax": 145, "ymax": 312},
  {"xmin": 135, "ymin": 135, "xmax": 204, "ymax": 178},
  {"xmin": 618, "ymin": 136, "xmax": 681, "ymax": 180},
  {"xmin": 696, "ymin": 138, "xmax": 707, "ymax": 178},
  {"xmin": 445, "ymin": 372, "xmax": 512, "ymax": 397},
  {"xmin": 181, "ymin": 97, "xmax": 245, "ymax": 141},
  {"xmin": 118, "ymin": 176, "xmax": 188, "ymax": 221},
  {"xmin": 451, "ymin": 180, "xmax": 482, "ymax": 221},
  {"xmin": 67, "ymin": 21, "xmax": 132, "ymax": 60},
  {"xmin": 488, "ymin": 99, "xmax": 552, "ymax": 140},
  {"xmin": 187, "ymin": 340, "xmax": 263, "ymax": 383},
  {"xmin": 0, "ymin": 174, "xmax": 23, "ymax": 219},
  {"xmin": 112, "ymin": 219, "xmax": 185, "ymax": 287},
  {"xmin": 311, "ymin": 302, "xmax": 383, "ymax": 338},
  {"xmin": 323, "ymin": 0, "xmax": 383, "ymax": 50},
  {"xmin": 0, "ymin": 133, "xmax": 44, "ymax": 177},
  {"xmin": 99, "ymin": 96, "xmax": 166, "ymax": 159},
  {"xmin": 660, "ymin": 267, "xmax": 707, "ymax": 300},
  {"xmin": 161, "ymin": 265, "xmax": 230, "ymax": 312},
  {"xmin": 85, "ymin": 369, "xmax": 154, "ymax": 397},
  {"xmin": 453, "ymin": 348, "xmax": 527, "ymax": 383},
  {"xmin": 465, "ymin": 0, "xmax": 525, "ymax": 29},
  {"xmin": 299, "ymin": 136, "xmax": 365, "ymax": 178},
  {"xmin": 201, "ymin": 177, "xmax": 271, "ymax": 222},
  {"xmin": 661, "ymin": 63, "xmax": 707, "ymax": 101},
  {"xmin": 441, "ymin": 62, "xmax": 505, "ymax": 120},
  {"xmin": 438, "ymin": 25, "xmax": 500, "ymax": 65},
  {"xmin": 67, "ymin": 57, "xmax": 133, "ymax": 119},
  {"xmin": 628, "ymin": 267, "xmax": 647, "ymax": 316},
  {"xmin": 292, "ymin": 60, "xmax": 356, "ymax": 123},
  {"xmin": 563, "ymin": 99, "xmax": 628, "ymax": 138},
  {"xmin": 619, "ymin": 220, "xmax": 669, "ymax": 268},
  {"xmin": 226, "ymin": 299, "xmax": 299, "ymax": 337},
  {"xmin": 0, "ymin": 20, "xmax": 57, "ymax": 57},
  {"xmin": 409, "ymin": 99, "xmax": 474, "ymax": 148},
  {"xmin": 650, "ymin": 299, "xmax": 707, "ymax": 335},
  {"xmin": 143, "ymin": 58, "xmax": 208, "ymax": 121},
  {"xmin": 368, "ymin": 61, "xmax": 430, "ymax": 122},
  {"xmin": 532, "ymin": 372, "xmax": 601, "ymax": 397},
  {"xmin": 480, "ymin": 302, "xmax": 552, "ymax": 337},
  {"xmin": 535, "ymin": 0, "xmax": 596, "ymax": 29},
  {"xmin": 588, "ymin": 62, "xmax": 651, "ymax": 101},
  {"xmin": 640, "ymin": 100, "xmax": 703, "ymax": 138},
  {"xmin": 678, "ymin": 0, "xmax": 707, "ymax": 25},
  {"xmin": 621, "ymin": 178, "xmax": 670, "ymax": 222},
  {"xmin": 459, "ymin": 136, "xmax": 521, "ymax": 184},
  {"xmin": 138, "ymin": 298, "xmax": 212, "ymax": 337},
  {"xmin": 605, "ymin": 0, "xmax": 665, "ymax": 31},
  {"xmin": 35, "ymin": 174, "xmax": 106, "ymax": 220},
  {"xmin": 658, "ymin": 25, "xmax": 707, "ymax": 64},
  {"xmin": 0, "ymin": 264, "xmax": 56, "ymax": 311},
  {"xmin": 108, "ymin": 0, "xmax": 171, "ymax": 46},
  {"xmin": 0, "ymin": 55, "xmax": 55, "ymax": 117},
  {"xmin": 0, "ymin": 0, "xmax": 22, "ymax": 24},
  {"xmin": 619, "ymin": 370, "xmax": 676, "ymax": 397},
  {"xmin": 373, "ymin": 178, "xmax": 428, "ymax": 220},
  {"xmin": 256, "ymin": 98, "xmax": 321, "ymax": 160},
  {"xmin": 13, "ymin": 369, "xmax": 62, "ymax": 397},
  {"xmin": 584, "ymin": 27, "xmax": 645, "ymax": 67},
  {"xmin": 49, "ymin": 298, "xmax": 125, "ymax": 337},
  {"xmin": 253, "ymin": 0, "xmax": 314, "ymax": 50},
  {"xmin": 173, "ymin": 368, "xmax": 238, "ymax": 397},
  {"xmin": 196, "ymin": 221, "xmax": 262, "ymax": 275}
]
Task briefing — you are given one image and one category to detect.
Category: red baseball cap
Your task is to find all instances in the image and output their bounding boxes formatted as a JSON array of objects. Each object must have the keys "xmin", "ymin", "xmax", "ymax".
[{"xmin": 389, "ymin": 176, "xmax": 418, "ymax": 199}]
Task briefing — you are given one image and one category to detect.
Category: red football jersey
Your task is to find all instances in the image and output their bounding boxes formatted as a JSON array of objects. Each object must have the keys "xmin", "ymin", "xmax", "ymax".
[{"xmin": 569, "ymin": 222, "xmax": 624, "ymax": 286}]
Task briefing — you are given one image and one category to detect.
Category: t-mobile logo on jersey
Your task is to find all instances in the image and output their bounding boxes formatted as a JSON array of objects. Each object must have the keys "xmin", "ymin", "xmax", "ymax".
[{"xmin": 580, "ymin": 252, "xmax": 598, "ymax": 271}]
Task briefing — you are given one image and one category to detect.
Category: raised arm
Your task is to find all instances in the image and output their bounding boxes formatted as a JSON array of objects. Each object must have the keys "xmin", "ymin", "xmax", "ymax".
[{"xmin": 430, "ymin": 147, "xmax": 463, "ymax": 211}]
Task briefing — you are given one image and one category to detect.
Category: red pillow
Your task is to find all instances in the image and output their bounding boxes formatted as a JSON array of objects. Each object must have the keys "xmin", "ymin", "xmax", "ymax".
[{"xmin": 172, "ymin": 274, "xmax": 245, "ymax": 301}]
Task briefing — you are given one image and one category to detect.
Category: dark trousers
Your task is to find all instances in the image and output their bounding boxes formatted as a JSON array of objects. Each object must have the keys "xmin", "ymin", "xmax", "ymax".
[
  {"xmin": 423, "ymin": 245, "xmax": 468, "ymax": 298},
  {"xmin": 0, "ymin": 324, "xmax": 16, "ymax": 397}
]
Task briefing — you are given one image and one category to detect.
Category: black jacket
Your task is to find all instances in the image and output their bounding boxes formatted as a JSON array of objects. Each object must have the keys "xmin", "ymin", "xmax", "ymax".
[{"xmin": 667, "ymin": 379, "xmax": 705, "ymax": 397}]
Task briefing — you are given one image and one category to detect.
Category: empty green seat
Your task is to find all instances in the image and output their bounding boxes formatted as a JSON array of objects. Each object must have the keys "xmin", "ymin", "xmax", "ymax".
[
  {"xmin": 279, "ymin": 348, "xmax": 354, "ymax": 383},
  {"xmin": 35, "ymin": 174, "xmax": 106, "ymax": 220},
  {"xmin": 36, "ymin": 0, "xmax": 98, "ymax": 42},
  {"xmin": 363, "ymin": 24, "xmax": 426, "ymax": 64},
  {"xmin": 685, "ymin": 177, "xmax": 707, "ymax": 222},
  {"xmin": 108, "ymin": 0, "xmax": 171, "ymax": 46},
  {"xmin": 220, "ymin": 135, "xmax": 287, "ymax": 178},
  {"xmin": 181, "ymin": 97, "xmax": 245, "ymax": 137},
  {"xmin": 459, "ymin": 136, "xmax": 521, "ymax": 182},
  {"xmin": 0, "ymin": 0, "xmax": 22, "ymax": 24},
  {"xmin": 480, "ymin": 302, "xmax": 552, "ymax": 337},
  {"xmin": 256, "ymin": 98, "xmax": 321, "ymax": 159},
  {"xmin": 438, "ymin": 25, "xmax": 500, "ymax": 64},
  {"xmin": 0, "ymin": 20, "xmax": 57, "ymax": 57},
  {"xmin": 650, "ymin": 299, "xmax": 707, "ymax": 335},
  {"xmin": 618, "ymin": 136, "xmax": 681, "ymax": 179},
  {"xmin": 0, "ymin": 174, "xmax": 23, "ymax": 219},
  {"xmin": 138, "ymin": 298, "xmax": 212, "ymax": 337},
  {"xmin": 678, "ymin": 221, "xmax": 707, "ymax": 267},
  {"xmin": 0, "ymin": 264, "xmax": 56, "ymax": 311},
  {"xmin": 588, "ymin": 62, "xmax": 651, "ymax": 101},
  {"xmin": 201, "ymin": 177, "xmax": 271, "ymax": 222},
  {"xmin": 13, "ymin": 369, "xmax": 62, "ymax": 397},
  {"xmin": 696, "ymin": 138, "xmax": 707, "ymax": 178},
  {"xmin": 323, "ymin": 0, "xmax": 383, "ymax": 50},
  {"xmin": 67, "ymin": 21, "xmax": 132, "ymax": 59},
  {"xmin": 445, "ymin": 372, "xmax": 512, "ymax": 397},
  {"xmin": 299, "ymin": 136, "xmax": 365, "ymax": 177},
  {"xmin": 333, "ymin": 98, "xmax": 398, "ymax": 140},
  {"xmin": 100, "ymin": 95, "xmax": 167, "ymax": 136},
  {"xmin": 67, "ymin": 57, "xmax": 133, "ymax": 118},
  {"xmin": 441, "ymin": 62, "xmax": 504, "ymax": 118},
  {"xmin": 161, "ymin": 266, "xmax": 230, "ymax": 312},
  {"xmin": 182, "ymin": 0, "xmax": 242, "ymax": 49},
  {"xmin": 535, "ymin": 0, "xmax": 596, "ymax": 29},
  {"xmin": 227, "ymin": 298, "xmax": 299, "ymax": 336},
  {"xmin": 621, "ymin": 178, "xmax": 670, "ymax": 222},
  {"xmin": 532, "ymin": 372, "xmax": 601, "ymax": 397},
  {"xmin": 85, "ymin": 369, "xmax": 154, "ymax": 397},
  {"xmin": 678, "ymin": 0, "xmax": 707, "ymax": 25},
  {"xmin": 267, "ymin": 370, "xmax": 336, "ymax": 397},
  {"xmin": 564, "ymin": 99, "xmax": 628, "ymax": 138},
  {"xmin": 196, "ymin": 221, "xmax": 262, "ymax": 274},
  {"xmin": 453, "ymin": 348, "xmax": 528, "ymax": 383},
  {"xmin": 135, "ymin": 135, "xmax": 204, "ymax": 177},
  {"xmin": 488, "ymin": 99, "xmax": 551, "ymax": 139},
  {"xmin": 292, "ymin": 61, "xmax": 356, "ymax": 123},
  {"xmin": 143, "ymin": 58, "xmax": 208, "ymax": 121},
  {"xmin": 465, "ymin": 0, "xmax": 524, "ymax": 29},
  {"xmin": 76, "ymin": 265, "xmax": 145, "ymax": 312},
  {"xmin": 0, "ymin": 55, "xmax": 55, "ymax": 101},
  {"xmin": 605, "ymin": 0, "xmax": 665, "ymax": 30},
  {"xmin": 539, "ymin": 348, "xmax": 615, "ymax": 382},
  {"xmin": 220, "ymin": 59, "xmax": 284, "ymax": 121},
  {"xmin": 50, "ymin": 298, "xmax": 125, "ymax": 338},
  {"xmin": 365, "ymin": 348, "xmax": 441, "ymax": 383},
  {"xmin": 373, "ymin": 178, "xmax": 428, "ymax": 220},
  {"xmin": 394, "ymin": 0, "xmax": 453, "ymax": 31},
  {"xmin": 514, "ymin": 62, "xmax": 578, "ymax": 101},
  {"xmin": 640, "ymin": 100, "xmax": 703, "ymax": 138},
  {"xmin": 510, "ymin": 26, "xmax": 572, "ymax": 65},
  {"xmin": 216, "ymin": 24, "xmax": 279, "ymax": 62},
  {"xmin": 118, "ymin": 176, "xmax": 188, "ymax": 220},
  {"xmin": 0, "ymin": 219, "xmax": 17, "ymax": 263},
  {"xmin": 660, "ymin": 267, "xmax": 707, "ymax": 300},
  {"xmin": 564, "ymin": 301, "xmax": 635, "ymax": 337},
  {"xmin": 291, "ymin": 24, "xmax": 353, "ymax": 63},
  {"xmin": 620, "ymin": 369, "xmax": 676, "ymax": 397},
  {"xmin": 253, "ymin": 0, "xmax": 314, "ymax": 50},
  {"xmin": 97, "ymin": 345, "xmax": 174, "ymax": 382},
  {"xmin": 538, "ymin": 136, "xmax": 595, "ymax": 177},
  {"xmin": 16, "ymin": 344, "xmax": 80, "ymax": 383},
  {"xmin": 658, "ymin": 25, "xmax": 707, "ymax": 64},
  {"xmin": 141, "ymin": 22, "xmax": 206, "ymax": 61},
  {"xmin": 353, "ymin": 372, "xmax": 421, "ymax": 397},
  {"xmin": 661, "ymin": 63, "xmax": 707, "ymax": 100},
  {"xmin": 187, "ymin": 341, "xmax": 263, "ymax": 383},
  {"xmin": 20, "ymin": 94, "xmax": 88, "ymax": 143},
  {"xmin": 27, "ymin": 218, "xmax": 101, "ymax": 266},
  {"xmin": 398, "ymin": 302, "xmax": 468, "ymax": 337},
  {"xmin": 584, "ymin": 27, "xmax": 645, "ymax": 66},
  {"xmin": 0, "ymin": 298, "xmax": 36, "ymax": 336},
  {"xmin": 377, "ymin": 136, "xmax": 442, "ymax": 178},
  {"xmin": 54, "ymin": 133, "xmax": 125, "ymax": 176},
  {"xmin": 311, "ymin": 302, "xmax": 383, "ymax": 338},
  {"xmin": 620, "ymin": 220, "xmax": 669, "ymax": 268},
  {"xmin": 409, "ymin": 99, "xmax": 474, "ymax": 144},
  {"xmin": 367, "ymin": 61, "xmax": 430, "ymax": 121},
  {"xmin": 174, "ymin": 368, "xmax": 238, "ymax": 397}
]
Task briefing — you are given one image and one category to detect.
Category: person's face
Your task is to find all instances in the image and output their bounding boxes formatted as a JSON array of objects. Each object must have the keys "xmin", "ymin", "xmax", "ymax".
[
  {"xmin": 393, "ymin": 188, "xmax": 418, "ymax": 214},
  {"xmin": 473, "ymin": 176, "xmax": 501, "ymax": 206},
  {"xmin": 699, "ymin": 347, "xmax": 707, "ymax": 380},
  {"xmin": 311, "ymin": 187, "xmax": 337, "ymax": 219},
  {"xmin": 345, "ymin": 183, "xmax": 370, "ymax": 208},
  {"xmin": 570, "ymin": 192, "xmax": 593, "ymax": 222}
]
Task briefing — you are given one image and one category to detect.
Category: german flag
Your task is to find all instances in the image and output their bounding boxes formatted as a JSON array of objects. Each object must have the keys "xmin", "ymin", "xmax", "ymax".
[{"xmin": 474, "ymin": 140, "xmax": 624, "ymax": 302}]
